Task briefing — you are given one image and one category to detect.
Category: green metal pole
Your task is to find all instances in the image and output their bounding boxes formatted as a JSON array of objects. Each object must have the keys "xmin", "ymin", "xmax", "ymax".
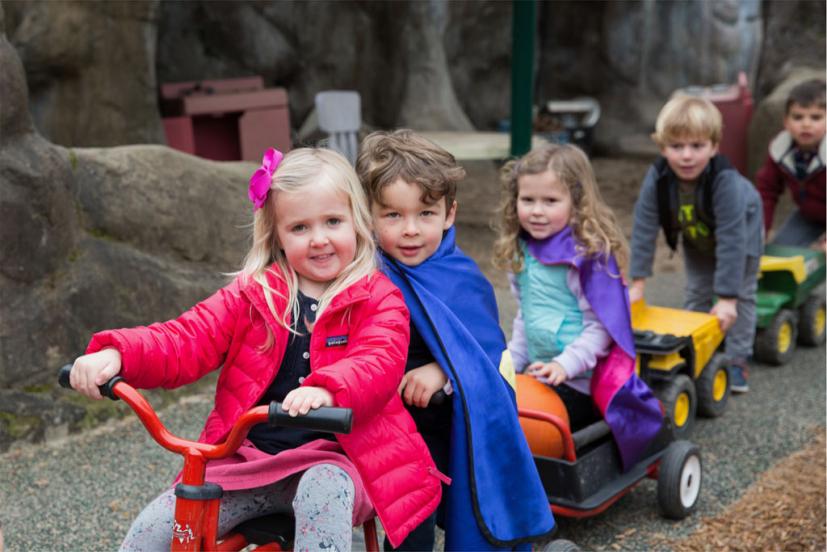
[{"xmin": 510, "ymin": 0, "xmax": 536, "ymax": 157}]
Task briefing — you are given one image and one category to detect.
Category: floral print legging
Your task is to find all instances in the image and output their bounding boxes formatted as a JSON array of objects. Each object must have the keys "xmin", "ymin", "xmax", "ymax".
[{"xmin": 120, "ymin": 464, "xmax": 355, "ymax": 552}]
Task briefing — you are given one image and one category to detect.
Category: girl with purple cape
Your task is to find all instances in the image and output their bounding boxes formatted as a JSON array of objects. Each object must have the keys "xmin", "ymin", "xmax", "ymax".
[{"xmin": 493, "ymin": 144, "xmax": 663, "ymax": 471}]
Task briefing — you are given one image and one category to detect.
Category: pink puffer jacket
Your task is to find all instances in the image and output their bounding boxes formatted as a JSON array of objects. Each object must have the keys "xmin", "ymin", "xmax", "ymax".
[{"xmin": 86, "ymin": 267, "xmax": 443, "ymax": 546}]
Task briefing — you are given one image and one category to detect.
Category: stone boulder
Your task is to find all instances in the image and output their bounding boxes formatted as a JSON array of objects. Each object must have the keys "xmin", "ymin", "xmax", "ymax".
[
  {"xmin": 0, "ymin": 15, "xmax": 259, "ymax": 451},
  {"xmin": 395, "ymin": 0, "xmax": 474, "ymax": 131},
  {"xmin": 1, "ymin": 142, "xmax": 254, "ymax": 391},
  {"xmin": 6, "ymin": 0, "xmax": 164, "ymax": 146},
  {"xmin": 538, "ymin": 0, "xmax": 764, "ymax": 153},
  {"xmin": 72, "ymin": 146, "xmax": 252, "ymax": 267},
  {"xmin": 754, "ymin": 0, "xmax": 826, "ymax": 99},
  {"xmin": 444, "ymin": 1, "xmax": 514, "ymax": 131}
]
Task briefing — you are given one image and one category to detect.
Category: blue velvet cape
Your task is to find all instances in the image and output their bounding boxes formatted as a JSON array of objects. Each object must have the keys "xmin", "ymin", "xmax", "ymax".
[{"xmin": 381, "ymin": 227, "xmax": 555, "ymax": 550}]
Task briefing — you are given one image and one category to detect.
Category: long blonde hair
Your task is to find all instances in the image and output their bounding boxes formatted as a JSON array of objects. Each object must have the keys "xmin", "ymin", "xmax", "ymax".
[
  {"xmin": 240, "ymin": 148, "xmax": 377, "ymax": 336},
  {"xmin": 492, "ymin": 143, "xmax": 628, "ymax": 276}
]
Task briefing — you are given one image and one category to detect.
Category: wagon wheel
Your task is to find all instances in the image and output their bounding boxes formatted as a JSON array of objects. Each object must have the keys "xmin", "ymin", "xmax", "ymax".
[
  {"xmin": 696, "ymin": 353, "xmax": 730, "ymax": 418},
  {"xmin": 653, "ymin": 374, "xmax": 697, "ymax": 439},
  {"xmin": 754, "ymin": 309, "xmax": 797, "ymax": 366},
  {"xmin": 798, "ymin": 294, "xmax": 826, "ymax": 346},
  {"xmin": 657, "ymin": 440, "xmax": 702, "ymax": 519}
]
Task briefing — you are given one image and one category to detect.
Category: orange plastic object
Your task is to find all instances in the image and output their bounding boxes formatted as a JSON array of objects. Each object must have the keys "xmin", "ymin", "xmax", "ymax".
[{"xmin": 515, "ymin": 374, "xmax": 570, "ymax": 458}]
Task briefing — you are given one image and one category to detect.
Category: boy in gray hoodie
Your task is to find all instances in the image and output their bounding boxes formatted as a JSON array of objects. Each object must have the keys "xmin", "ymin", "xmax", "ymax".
[{"xmin": 629, "ymin": 94, "xmax": 763, "ymax": 393}]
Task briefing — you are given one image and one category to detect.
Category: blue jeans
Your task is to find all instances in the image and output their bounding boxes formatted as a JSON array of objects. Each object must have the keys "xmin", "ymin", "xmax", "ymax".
[{"xmin": 772, "ymin": 209, "xmax": 825, "ymax": 247}]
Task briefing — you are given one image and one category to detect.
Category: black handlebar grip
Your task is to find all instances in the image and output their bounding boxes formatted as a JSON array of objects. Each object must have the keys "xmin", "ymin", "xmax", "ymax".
[
  {"xmin": 58, "ymin": 364, "xmax": 73, "ymax": 388},
  {"xmin": 429, "ymin": 390, "xmax": 448, "ymax": 407},
  {"xmin": 57, "ymin": 364, "xmax": 123, "ymax": 401},
  {"xmin": 268, "ymin": 402, "xmax": 353, "ymax": 434}
]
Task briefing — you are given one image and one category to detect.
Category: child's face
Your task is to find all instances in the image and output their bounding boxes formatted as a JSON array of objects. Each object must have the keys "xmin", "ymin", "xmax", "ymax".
[
  {"xmin": 784, "ymin": 103, "xmax": 826, "ymax": 151},
  {"xmin": 274, "ymin": 185, "xmax": 357, "ymax": 297},
  {"xmin": 660, "ymin": 135, "xmax": 719, "ymax": 182},
  {"xmin": 371, "ymin": 178, "xmax": 457, "ymax": 267},
  {"xmin": 516, "ymin": 170, "xmax": 572, "ymax": 241}
]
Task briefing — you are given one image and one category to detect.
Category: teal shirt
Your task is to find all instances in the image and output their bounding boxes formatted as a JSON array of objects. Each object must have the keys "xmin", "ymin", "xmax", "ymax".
[{"xmin": 517, "ymin": 245, "xmax": 585, "ymax": 364}]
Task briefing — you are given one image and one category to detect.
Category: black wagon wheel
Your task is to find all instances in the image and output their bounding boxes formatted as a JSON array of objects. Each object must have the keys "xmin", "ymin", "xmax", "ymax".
[
  {"xmin": 798, "ymin": 294, "xmax": 826, "ymax": 346},
  {"xmin": 754, "ymin": 309, "xmax": 797, "ymax": 366},
  {"xmin": 653, "ymin": 374, "xmax": 697, "ymax": 439},
  {"xmin": 657, "ymin": 440, "xmax": 702, "ymax": 519},
  {"xmin": 696, "ymin": 353, "xmax": 730, "ymax": 418}
]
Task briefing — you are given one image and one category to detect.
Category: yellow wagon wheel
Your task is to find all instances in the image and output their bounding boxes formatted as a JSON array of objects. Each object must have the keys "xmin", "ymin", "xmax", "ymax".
[
  {"xmin": 754, "ymin": 309, "xmax": 798, "ymax": 366},
  {"xmin": 697, "ymin": 353, "xmax": 730, "ymax": 418},
  {"xmin": 798, "ymin": 295, "xmax": 827, "ymax": 347},
  {"xmin": 654, "ymin": 374, "xmax": 697, "ymax": 439},
  {"xmin": 777, "ymin": 320, "xmax": 793, "ymax": 354},
  {"xmin": 674, "ymin": 392, "xmax": 691, "ymax": 428}
]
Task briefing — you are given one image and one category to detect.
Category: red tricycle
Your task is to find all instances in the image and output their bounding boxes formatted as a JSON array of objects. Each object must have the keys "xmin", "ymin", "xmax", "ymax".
[{"xmin": 58, "ymin": 364, "xmax": 379, "ymax": 552}]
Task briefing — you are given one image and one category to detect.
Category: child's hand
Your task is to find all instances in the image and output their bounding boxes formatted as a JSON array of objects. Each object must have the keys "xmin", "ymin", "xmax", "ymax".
[
  {"xmin": 628, "ymin": 279, "xmax": 646, "ymax": 304},
  {"xmin": 70, "ymin": 348, "xmax": 122, "ymax": 400},
  {"xmin": 711, "ymin": 298, "xmax": 738, "ymax": 332},
  {"xmin": 527, "ymin": 361, "xmax": 568, "ymax": 386},
  {"xmin": 398, "ymin": 362, "xmax": 448, "ymax": 408},
  {"xmin": 282, "ymin": 386, "xmax": 334, "ymax": 417}
]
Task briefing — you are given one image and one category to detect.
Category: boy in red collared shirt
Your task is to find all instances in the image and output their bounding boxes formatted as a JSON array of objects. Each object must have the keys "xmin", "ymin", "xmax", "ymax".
[{"xmin": 756, "ymin": 78, "xmax": 826, "ymax": 248}]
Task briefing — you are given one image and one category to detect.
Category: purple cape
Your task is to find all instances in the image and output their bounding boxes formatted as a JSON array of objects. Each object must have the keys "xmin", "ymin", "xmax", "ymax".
[{"xmin": 526, "ymin": 227, "xmax": 663, "ymax": 469}]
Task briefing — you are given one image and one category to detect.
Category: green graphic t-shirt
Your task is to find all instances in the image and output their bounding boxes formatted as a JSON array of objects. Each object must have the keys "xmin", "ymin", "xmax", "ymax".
[{"xmin": 678, "ymin": 181, "xmax": 715, "ymax": 253}]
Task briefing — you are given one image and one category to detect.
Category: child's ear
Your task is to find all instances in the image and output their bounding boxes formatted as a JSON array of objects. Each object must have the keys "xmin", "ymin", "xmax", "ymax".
[
  {"xmin": 782, "ymin": 113, "xmax": 795, "ymax": 132},
  {"xmin": 710, "ymin": 142, "xmax": 720, "ymax": 156},
  {"xmin": 444, "ymin": 200, "xmax": 458, "ymax": 230}
]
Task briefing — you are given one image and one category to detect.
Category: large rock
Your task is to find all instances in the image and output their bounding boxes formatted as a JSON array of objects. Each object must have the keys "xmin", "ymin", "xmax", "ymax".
[
  {"xmin": 444, "ymin": 1, "xmax": 513, "ymax": 130},
  {"xmin": 1, "ymin": 142, "xmax": 254, "ymax": 391},
  {"xmin": 0, "ymin": 16, "xmax": 261, "ymax": 451},
  {"xmin": 72, "ymin": 146, "xmax": 251, "ymax": 266},
  {"xmin": 396, "ymin": 0, "xmax": 474, "ymax": 131},
  {"xmin": 4, "ymin": 0, "xmax": 825, "ymax": 154},
  {"xmin": 536, "ymin": 0, "xmax": 764, "ymax": 153},
  {"xmin": 754, "ymin": 0, "xmax": 826, "ymax": 99},
  {"xmin": 7, "ymin": 0, "xmax": 164, "ymax": 146},
  {"xmin": 0, "ymin": 17, "xmax": 76, "ymax": 284}
]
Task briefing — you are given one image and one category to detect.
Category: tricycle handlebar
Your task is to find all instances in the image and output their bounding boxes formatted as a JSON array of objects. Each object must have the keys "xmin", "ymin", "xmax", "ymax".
[
  {"xmin": 58, "ymin": 363, "xmax": 123, "ymax": 400},
  {"xmin": 57, "ymin": 365, "xmax": 353, "ymax": 460}
]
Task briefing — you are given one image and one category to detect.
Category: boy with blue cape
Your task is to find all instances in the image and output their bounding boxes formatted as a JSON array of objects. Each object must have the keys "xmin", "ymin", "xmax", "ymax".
[{"xmin": 357, "ymin": 130, "xmax": 555, "ymax": 551}]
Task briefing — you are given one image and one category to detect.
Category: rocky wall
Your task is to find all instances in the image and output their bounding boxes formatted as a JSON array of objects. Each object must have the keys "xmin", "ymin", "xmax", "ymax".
[
  {"xmin": 0, "ymin": 5, "xmax": 257, "ymax": 450},
  {"xmin": 5, "ymin": 0, "xmax": 823, "ymax": 152}
]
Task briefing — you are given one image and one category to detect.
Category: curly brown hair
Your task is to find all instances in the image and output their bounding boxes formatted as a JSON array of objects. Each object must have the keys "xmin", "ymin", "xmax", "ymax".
[
  {"xmin": 492, "ymin": 143, "xmax": 628, "ymax": 276},
  {"xmin": 356, "ymin": 129, "xmax": 466, "ymax": 208}
]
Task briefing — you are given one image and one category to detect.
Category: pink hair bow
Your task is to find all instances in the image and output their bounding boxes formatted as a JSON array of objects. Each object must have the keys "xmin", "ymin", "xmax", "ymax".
[{"xmin": 248, "ymin": 148, "xmax": 284, "ymax": 210}]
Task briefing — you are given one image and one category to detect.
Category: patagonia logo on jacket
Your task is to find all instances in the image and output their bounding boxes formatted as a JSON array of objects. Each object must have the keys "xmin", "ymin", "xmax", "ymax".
[{"xmin": 325, "ymin": 335, "xmax": 348, "ymax": 347}]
